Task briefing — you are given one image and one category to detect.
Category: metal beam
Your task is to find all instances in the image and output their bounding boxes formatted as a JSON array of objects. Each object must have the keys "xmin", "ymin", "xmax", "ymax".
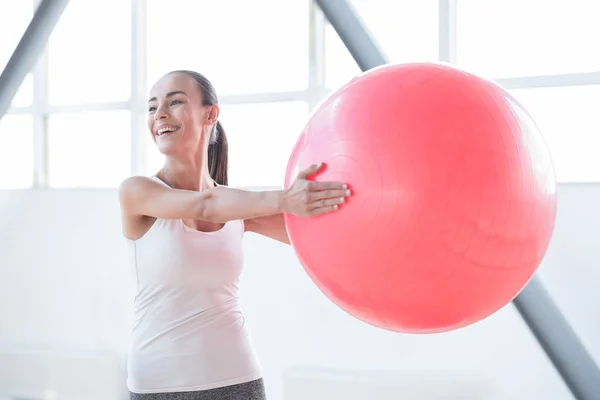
[
  {"xmin": 0, "ymin": 0, "xmax": 69, "ymax": 121},
  {"xmin": 316, "ymin": 0, "xmax": 600, "ymax": 399},
  {"xmin": 513, "ymin": 279, "xmax": 600, "ymax": 400},
  {"xmin": 314, "ymin": 0, "xmax": 386, "ymax": 71}
]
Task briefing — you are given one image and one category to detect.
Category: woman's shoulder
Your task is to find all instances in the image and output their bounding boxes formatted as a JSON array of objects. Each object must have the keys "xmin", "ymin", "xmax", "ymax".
[
  {"xmin": 120, "ymin": 175, "xmax": 167, "ymax": 190},
  {"xmin": 119, "ymin": 175, "xmax": 152, "ymax": 195},
  {"xmin": 119, "ymin": 175, "xmax": 169, "ymax": 198}
]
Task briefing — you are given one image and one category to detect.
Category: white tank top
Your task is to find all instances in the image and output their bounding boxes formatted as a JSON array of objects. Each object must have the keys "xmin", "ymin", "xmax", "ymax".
[{"xmin": 126, "ymin": 176, "xmax": 262, "ymax": 394}]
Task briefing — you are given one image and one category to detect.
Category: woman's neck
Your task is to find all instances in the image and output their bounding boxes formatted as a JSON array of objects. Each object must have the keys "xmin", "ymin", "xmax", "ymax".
[{"xmin": 159, "ymin": 157, "xmax": 214, "ymax": 192}]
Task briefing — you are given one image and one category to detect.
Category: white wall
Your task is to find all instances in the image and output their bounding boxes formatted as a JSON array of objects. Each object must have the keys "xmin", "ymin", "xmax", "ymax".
[{"xmin": 0, "ymin": 183, "xmax": 598, "ymax": 400}]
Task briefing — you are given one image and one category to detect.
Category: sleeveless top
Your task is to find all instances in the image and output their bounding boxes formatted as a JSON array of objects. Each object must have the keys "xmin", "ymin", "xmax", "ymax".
[{"xmin": 126, "ymin": 176, "xmax": 262, "ymax": 394}]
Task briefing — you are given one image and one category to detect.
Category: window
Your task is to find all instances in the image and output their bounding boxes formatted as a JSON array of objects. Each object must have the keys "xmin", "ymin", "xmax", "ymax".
[
  {"xmin": 0, "ymin": 115, "xmax": 34, "ymax": 189},
  {"xmin": 510, "ymin": 85, "xmax": 600, "ymax": 182},
  {"xmin": 456, "ymin": 0, "xmax": 600, "ymax": 78},
  {"xmin": 47, "ymin": 0, "xmax": 131, "ymax": 104},
  {"xmin": 146, "ymin": 0, "xmax": 309, "ymax": 96},
  {"xmin": 9, "ymin": 74, "xmax": 34, "ymax": 108},
  {"xmin": 0, "ymin": 1, "xmax": 33, "ymax": 108},
  {"xmin": 324, "ymin": 25, "xmax": 361, "ymax": 90},
  {"xmin": 218, "ymin": 101, "xmax": 309, "ymax": 187},
  {"xmin": 47, "ymin": 110, "xmax": 131, "ymax": 188},
  {"xmin": 325, "ymin": 0, "xmax": 439, "ymax": 89}
]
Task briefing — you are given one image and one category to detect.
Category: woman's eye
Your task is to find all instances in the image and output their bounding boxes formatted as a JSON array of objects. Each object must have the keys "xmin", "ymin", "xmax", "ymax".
[{"xmin": 148, "ymin": 99, "xmax": 181, "ymax": 112}]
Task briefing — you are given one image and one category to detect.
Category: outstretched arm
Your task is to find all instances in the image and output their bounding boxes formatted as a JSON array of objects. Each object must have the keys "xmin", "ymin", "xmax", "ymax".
[
  {"xmin": 244, "ymin": 214, "xmax": 291, "ymax": 244},
  {"xmin": 118, "ymin": 163, "xmax": 350, "ymax": 239}
]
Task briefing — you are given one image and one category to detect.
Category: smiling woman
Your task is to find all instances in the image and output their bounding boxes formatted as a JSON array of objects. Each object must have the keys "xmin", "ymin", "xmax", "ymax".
[
  {"xmin": 146, "ymin": 71, "xmax": 229, "ymax": 189},
  {"xmin": 119, "ymin": 70, "xmax": 351, "ymax": 400}
]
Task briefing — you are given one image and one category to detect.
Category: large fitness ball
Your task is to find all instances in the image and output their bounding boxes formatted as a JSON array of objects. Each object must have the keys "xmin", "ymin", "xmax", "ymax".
[{"xmin": 283, "ymin": 62, "xmax": 557, "ymax": 333}]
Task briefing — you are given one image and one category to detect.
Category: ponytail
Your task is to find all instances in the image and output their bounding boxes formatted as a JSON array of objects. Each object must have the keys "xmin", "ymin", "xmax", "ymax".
[{"xmin": 208, "ymin": 120, "xmax": 228, "ymax": 186}]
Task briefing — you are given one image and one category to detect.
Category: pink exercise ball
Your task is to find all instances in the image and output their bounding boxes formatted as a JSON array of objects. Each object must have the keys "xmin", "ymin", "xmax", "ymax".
[{"xmin": 283, "ymin": 62, "xmax": 557, "ymax": 333}]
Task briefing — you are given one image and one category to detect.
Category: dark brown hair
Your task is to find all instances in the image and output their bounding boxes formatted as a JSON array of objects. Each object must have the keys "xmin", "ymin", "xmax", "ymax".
[{"xmin": 169, "ymin": 70, "xmax": 228, "ymax": 186}]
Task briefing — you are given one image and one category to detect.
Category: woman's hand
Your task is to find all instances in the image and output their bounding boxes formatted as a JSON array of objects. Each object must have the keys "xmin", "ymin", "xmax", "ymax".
[{"xmin": 281, "ymin": 163, "xmax": 351, "ymax": 217}]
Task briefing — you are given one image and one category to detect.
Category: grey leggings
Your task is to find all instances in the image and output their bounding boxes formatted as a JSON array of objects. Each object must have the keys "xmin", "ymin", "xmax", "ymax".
[{"xmin": 129, "ymin": 379, "xmax": 266, "ymax": 400}]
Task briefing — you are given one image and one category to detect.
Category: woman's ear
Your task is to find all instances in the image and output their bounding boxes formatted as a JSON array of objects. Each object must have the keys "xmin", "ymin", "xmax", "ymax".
[{"xmin": 206, "ymin": 105, "xmax": 220, "ymax": 124}]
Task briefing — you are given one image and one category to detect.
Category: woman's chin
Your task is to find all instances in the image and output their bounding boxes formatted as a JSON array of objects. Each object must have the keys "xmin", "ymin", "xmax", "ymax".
[
  {"xmin": 156, "ymin": 141, "xmax": 178, "ymax": 156},
  {"xmin": 156, "ymin": 133, "xmax": 180, "ymax": 152}
]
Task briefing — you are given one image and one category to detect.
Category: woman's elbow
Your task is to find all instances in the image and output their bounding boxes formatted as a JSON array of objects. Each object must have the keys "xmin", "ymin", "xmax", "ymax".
[{"xmin": 194, "ymin": 190, "xmax": 223, "ymax": 223}]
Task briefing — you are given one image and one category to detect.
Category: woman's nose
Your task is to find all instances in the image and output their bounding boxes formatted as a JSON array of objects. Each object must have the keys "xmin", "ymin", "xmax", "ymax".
[{"xmin": 154, "ymin": 104, "xmax": 169, "ymax": 120}]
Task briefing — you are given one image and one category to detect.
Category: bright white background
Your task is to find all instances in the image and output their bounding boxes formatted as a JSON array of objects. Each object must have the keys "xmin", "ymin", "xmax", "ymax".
[
  {"xmin": 0, "ymin": 1, "xmax": 599, "ymax": 400},
  {"xmin": 2, "ymin": 0, "xmax": 600, "ymax": 189}
]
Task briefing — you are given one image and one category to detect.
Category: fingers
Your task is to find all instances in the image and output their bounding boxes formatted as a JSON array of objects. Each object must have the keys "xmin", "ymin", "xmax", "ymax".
[
  {"xmin": 308, "ymin": 188, "xmax": 350, "ymax": 202},
  {"xmin": 290, "ymin": 162, "xmax": 352, "ymax": 218},
  {"xmin": 309, "ymin": 202, "xmax": 342, "ymax": 217},
  {"xmin": 301, "ymin": 192, "xmax": 349, "ymax": 217},
  {"xmin": 308, "ymin": 196, "xmax": 346, "ymax": 211},
  {"xmin": 296, "ymin": 163, "xmax": 324, "ymax": 180},
  {"xmin": 304, "ymin": 178, "xmax": 351, "ymax": 217},
  {"xmin": 308, "ymin": 180, "xmax": 347, "ymax": 191},
  {"xmin": 305, "ymin": 186, "xmax": 351, "ymax": 217}
]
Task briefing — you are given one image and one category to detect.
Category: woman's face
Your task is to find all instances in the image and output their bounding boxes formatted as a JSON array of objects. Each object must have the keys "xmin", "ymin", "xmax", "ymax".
[{"xmin": 147, "ymin": 73, "xmax": 212, "ymax": 157}]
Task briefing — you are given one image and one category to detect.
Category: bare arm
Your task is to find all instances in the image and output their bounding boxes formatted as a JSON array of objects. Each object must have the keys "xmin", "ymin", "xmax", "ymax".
[
  {"xmin": 244, "ymin": 214, "xmax": 290, "ymax": 244},
  {"xmin": 118, "ymin": 176, "xmax": 285, "ymax": 223},
  {"xmin": 118, "ymin": 163, "xmax": 350, "ymax": 225}
]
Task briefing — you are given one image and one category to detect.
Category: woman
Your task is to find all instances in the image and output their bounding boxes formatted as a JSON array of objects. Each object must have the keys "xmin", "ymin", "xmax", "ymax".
[{"xmin": 118, "ymin": 70, "xmax": 351, "ymax": 400}]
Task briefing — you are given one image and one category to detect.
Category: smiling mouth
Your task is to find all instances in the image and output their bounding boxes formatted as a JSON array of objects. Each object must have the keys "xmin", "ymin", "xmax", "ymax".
[{"xmin": 156, "ymin": 126, "xmax": 180, "ymax": 136}]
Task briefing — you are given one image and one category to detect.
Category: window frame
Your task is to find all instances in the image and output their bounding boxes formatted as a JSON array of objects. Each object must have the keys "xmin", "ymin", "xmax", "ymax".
[{"xmin": 2, "ymin": 0, "xmax": 599, "ymax": 189}]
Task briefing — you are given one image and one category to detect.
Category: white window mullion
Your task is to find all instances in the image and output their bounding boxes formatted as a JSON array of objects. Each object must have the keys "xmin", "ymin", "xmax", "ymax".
[
  {"xmin": 46, "ymin": 102, "xmax": 130, "ymax": 114},
  {"xmin": 130, "ymin": 0, "xmax": 147, "ymax": 176},
  {"xmin": 32, "ymin": 0, "xmax": 49, "ymax": 188},
  {"xmin": 219, "ymin": 91, "xmax": 309, "ymax": 105},
  {"xmin": 308, "ymin": 0, "xmax": 327, "ymax": 110},
  {"xmin": 4, "ymin": 106, "xmax": 35, "ymax": 115},
  {"xmin": 495, "ymin": 72, "xmax": 600, "ymax": 89},
  {"xmin": 438, "ymin": 0, "xmax": 457, "ymax": 64}
]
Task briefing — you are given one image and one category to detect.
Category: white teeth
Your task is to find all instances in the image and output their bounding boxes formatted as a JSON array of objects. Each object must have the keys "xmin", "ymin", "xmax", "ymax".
[{"xmin": 157, "ymin": 126, "xmax": 177, "ymax": 135}]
